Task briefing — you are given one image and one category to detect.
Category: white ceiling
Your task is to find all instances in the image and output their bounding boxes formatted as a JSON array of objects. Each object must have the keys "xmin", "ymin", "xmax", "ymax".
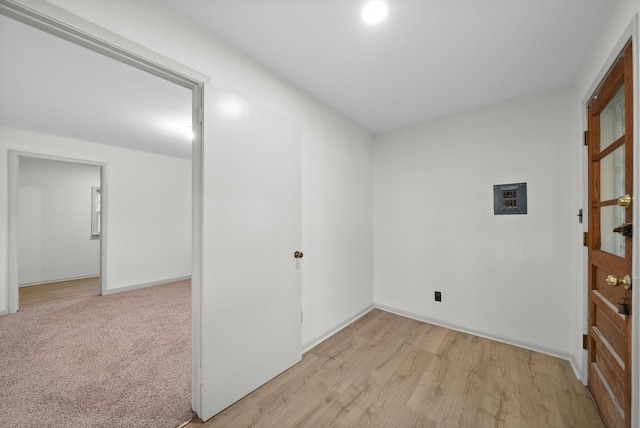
[
  {"xmin": 156, "ymin": 0, "xmax": 612, "ymax": 133},
  {"xmin": 0, "ymin": 14, "xmax": 193, "ymax": 159},
  {"xmin": 0, "ymin": 2, "xmax": 613, "ymax": 158}
]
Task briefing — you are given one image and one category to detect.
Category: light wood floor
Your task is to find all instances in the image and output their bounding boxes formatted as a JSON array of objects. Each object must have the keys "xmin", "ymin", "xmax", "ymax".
[
  {"xmin": 187, "ymin": 309, "xmax": 603, "ymax": 428},
  {"xmin": 19, "ymin": 276, "xmax": 100, "ymax": 309}
]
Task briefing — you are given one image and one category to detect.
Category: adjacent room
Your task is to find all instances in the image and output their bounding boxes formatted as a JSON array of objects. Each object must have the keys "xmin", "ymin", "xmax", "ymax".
[
  {"xmin": 0, "ymin": 1, "xmax": 638, "ymax": 427},
  {"xmin": 0, "ymin": 9, "xmax": 194, "ymax": 427}
]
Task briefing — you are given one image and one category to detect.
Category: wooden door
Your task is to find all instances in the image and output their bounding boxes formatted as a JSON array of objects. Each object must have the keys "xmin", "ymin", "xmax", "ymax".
[
  {"xmin": 586, "ymin": 41, "xmax": 633, "ymax": 428},
  {"xmin": 198, "ymin": 86, "xmax": 302, "ymax": 421}
]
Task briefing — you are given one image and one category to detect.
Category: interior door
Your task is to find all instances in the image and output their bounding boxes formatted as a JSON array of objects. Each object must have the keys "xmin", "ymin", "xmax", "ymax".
[
  {"xmin": 199, "ymin": 86, "xmax": 302, "ymax": 420},
  {"xmin": 586, "ymin": 41, "xmax": 633, "ymax": 428}
]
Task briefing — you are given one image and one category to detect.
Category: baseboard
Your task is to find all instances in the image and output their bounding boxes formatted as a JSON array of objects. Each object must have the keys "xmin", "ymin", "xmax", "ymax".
[
  {"xmin": 0, "ymin": 309, "xmax": 8, "ymax": 316},
  {"xmin": 102, "ymin": 276, "xmax": 191, "ymax": 295},
  {"xmin": 568, "ymin": 353, "xmax": 584, "ymax": 383},
  {"xmin": 375, "ymin": 303, "xmax": 580, "ymax": 378},
  {"xmin": 19, "ymin": 274, "xmax": 99, "ymax": 288},
  {"xmin": 302, "ymin": 304, "xmax": 375, "ymax": 354}
]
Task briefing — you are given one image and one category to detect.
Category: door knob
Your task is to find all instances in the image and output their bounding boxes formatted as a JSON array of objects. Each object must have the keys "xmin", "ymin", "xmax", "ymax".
[
  {"xmin": 606, "ymin": 274, "xmax": 632, "ymax": 290},
  {"xmin": 294, "ymin": 251, "xmax": 304, "ymax": 259},
  {"xmin": 613, "ymin": 223, "xmax": 632, "ymax": 237},
  {"xmin": 617, "ymin": 194, "xmax": 632, "ymax": 208}
]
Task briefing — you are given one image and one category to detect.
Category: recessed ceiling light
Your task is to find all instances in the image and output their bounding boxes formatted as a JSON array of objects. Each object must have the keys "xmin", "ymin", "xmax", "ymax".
[{"xmin": 361, "ymin": 1, "xmax": 388, "ymax": 24}]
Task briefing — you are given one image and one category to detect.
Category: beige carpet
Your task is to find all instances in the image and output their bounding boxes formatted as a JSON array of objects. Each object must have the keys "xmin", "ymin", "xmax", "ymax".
[{"xmin": 0, "ymin": 280, "xmax": 194, "ymax": 427}]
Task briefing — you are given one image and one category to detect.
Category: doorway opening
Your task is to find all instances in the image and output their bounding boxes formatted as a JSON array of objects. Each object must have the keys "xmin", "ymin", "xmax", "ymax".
[
  {"xmin": 16, "ymin": 156, "xmax": 103, "ymax": 309},
  {"xmin": 8, "ymin": 151, "xmax": 109, "ymax": 312},
  {"xmin": 1, "ymin": 0, "xmax": 205, "ymax": 420}
]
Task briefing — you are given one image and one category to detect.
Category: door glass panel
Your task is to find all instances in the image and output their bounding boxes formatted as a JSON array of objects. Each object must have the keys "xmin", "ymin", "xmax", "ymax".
[
  {"xmin": 599, "ymin": 86, "xmax": 625, "ymax": 150},
  {"xmin": 600, "ymin": 205, "xmax": 625, "ymax": 257},
  {"xmin": 600, "ymin": 145, "xmax": 625, "ymax": 201}
]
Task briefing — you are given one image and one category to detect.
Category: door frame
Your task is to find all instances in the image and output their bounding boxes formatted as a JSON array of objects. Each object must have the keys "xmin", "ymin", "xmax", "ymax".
[
  {"xmin": 581, "ymin": 14, "xmax": 639, "ymax": 427},
  {"xmin": 0, "ymin": 0, "xmax": 208, "ymax": 416},
  {"xmin": 8, "ymin": 152, "xmax": 107, "ymax": 308}
]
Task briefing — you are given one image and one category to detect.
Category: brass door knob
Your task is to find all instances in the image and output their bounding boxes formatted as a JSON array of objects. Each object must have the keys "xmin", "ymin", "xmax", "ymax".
[
  {"xmin": 294, "ymin": 251, "xmax": 304, "ymax": 259},
  {"xmin": 607, "ymin": 274, "xmax": 632, "ymax": 290},
  {"xmin": 617, "ymin": 194, "xmax": 632, "ymax": 208}
]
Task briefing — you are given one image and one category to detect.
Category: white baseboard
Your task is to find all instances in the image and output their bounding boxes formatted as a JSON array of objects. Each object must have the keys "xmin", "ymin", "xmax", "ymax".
[
  {"xmin": 19, "ymin": 274, "xmax": 99, "ymax": 287},
  {"xmin": 302, "ymin": 304, "xmax": 375, "ymax": 354},
  {"xmin": 375, "ymin": 303, "xmax": 582, "ymax": 381},
  {"xmin": 569, "ymin": 354, "xmax": 584, "ymax": 384},
  {"xmin": 102, "ymin": 276, "xmax": 191, "ymax": 295},
  {"xmin": 0, "ymin": 309, "xmax": 8, "ymax": 316}
]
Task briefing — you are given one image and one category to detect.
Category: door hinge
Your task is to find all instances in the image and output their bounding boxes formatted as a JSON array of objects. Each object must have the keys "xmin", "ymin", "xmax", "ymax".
[
  {"xmin": 583, "ymin": 130, "xmax": 589, "ymax": 146},
  {"xmin": 583, "ymin": 232, "xmax": 589, "ymax": 247},
  {"xmin": 583, "ymin": 334, "xmax": 588, "ymax": 350},
  {"xmin": 198, "ymin": 107, "xmax": 204, "ymax": 124}
]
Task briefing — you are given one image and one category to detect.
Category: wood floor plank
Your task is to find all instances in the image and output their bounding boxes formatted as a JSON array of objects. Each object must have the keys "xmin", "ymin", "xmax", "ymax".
[
  {"xmin": 365, "ymin": 346, "xmax": 434, "ymax": 426},
  {"xmin": 19, "ymin": 277, "xmax": 100, "ymax": 309},
  {"xmin": 187, "ymin": 309, "xmax": 604, "ymax": 428}
]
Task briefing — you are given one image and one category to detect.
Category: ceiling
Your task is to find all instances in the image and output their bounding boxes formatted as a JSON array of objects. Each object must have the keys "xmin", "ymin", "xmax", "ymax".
[
  {"xmin": 0, "ymin": 1, "xmax": 613, "ymax": 159},
  {"xmin": 0, "ymin": 14, "xmax": 193, "ymax": 159},
  {"xmin": 156, "ymin": 0, "xmax": 612, "ymax": 133}
]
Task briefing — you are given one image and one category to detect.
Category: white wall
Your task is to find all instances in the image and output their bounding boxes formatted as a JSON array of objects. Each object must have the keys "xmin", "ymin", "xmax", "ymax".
[
  {"xmin": 301, "ymin": 117, "xmax": 373, "ymax": 350},
  {"xmin": 18, "ymin": 157, "xmax": 101, "ymax": 285},
  {"xmin": 374, "ymin": 89, "xmax": 577, "ymax": 361},
  {"xmin": 1, "ymin": 0, "xmax": 374, "ymax": 350},
  {"xmin": 0, "ymin": 127, "xmax": 192, "ymax": 308},
  {"xmin": 572, "ymin": 1, "xmax": 639, "ymax": 424}
]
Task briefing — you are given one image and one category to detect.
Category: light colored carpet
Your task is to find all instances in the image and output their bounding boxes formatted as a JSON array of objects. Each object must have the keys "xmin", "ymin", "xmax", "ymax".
[{"xmin": 0, "ymin": 280, "xmax": 194, "ymax": 427}]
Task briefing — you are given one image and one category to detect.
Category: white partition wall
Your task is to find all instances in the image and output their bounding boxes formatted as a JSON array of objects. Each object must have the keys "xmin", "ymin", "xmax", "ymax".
[{"xmin": 373, "ymin": 89, "xmax": 577, "ymax": 363}]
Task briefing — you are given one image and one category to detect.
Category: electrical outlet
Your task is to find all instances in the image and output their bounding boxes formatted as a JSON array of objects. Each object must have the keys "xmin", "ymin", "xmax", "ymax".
[{"xmin": 434, "ymin": 291, "xmax": 442, "ymax": 302}]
